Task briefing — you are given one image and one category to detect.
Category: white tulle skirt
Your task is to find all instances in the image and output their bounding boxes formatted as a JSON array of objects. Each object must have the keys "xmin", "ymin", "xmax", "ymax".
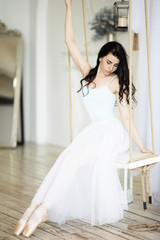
[{"xmin": 32, "ymin": 116, "xmax": 129, "ymax": 225}]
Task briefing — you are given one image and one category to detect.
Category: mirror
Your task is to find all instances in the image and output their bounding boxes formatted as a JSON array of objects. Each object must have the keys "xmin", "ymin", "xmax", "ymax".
[{"xmin": 0, "ymin": 21, "xmax": 23, "ymax": 147}]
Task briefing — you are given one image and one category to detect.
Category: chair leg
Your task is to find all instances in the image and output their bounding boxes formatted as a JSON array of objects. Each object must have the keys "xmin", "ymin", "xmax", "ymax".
[
  {"xmin": 129, "ymin": 170, "xmax": 133, "ymax": 199},
  {"xmin": 124, "ymin": 169, "xmax": 128, "ymax": 201},
  {"xmin": 141, "ymin": 172, "xmax": 147, "ymax": 210},
  {"xmin": 147, "ymin": 170, "xmax": 152, "ymax": 204}
]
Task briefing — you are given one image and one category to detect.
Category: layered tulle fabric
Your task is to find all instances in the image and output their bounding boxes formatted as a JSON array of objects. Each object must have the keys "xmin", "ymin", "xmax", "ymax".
[{"xmin": 32, "ymin": 116, "xmax": 129, "ymax": 225}]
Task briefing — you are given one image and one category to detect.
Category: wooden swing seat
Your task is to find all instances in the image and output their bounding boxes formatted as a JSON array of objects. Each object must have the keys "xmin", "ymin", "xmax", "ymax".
[
  {"xmin": 113, "ymin": 152, "xmax": 160, "ymax": 210},
  {"xmin": 114, "ymin": 152, "xmax": 160, "ymax": 169}
]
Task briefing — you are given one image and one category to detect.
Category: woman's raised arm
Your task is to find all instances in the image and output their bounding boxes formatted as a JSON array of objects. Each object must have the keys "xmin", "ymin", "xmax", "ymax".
[{"xmin": 65, "ymin": 0, "xmax": 91, "ymax": 76}]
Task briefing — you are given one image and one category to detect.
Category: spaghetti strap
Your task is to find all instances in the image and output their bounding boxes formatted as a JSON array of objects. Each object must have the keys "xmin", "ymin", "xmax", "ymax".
[{"xmin": 107, "ymin": 75, "xmax": 117, "ymax": 86}]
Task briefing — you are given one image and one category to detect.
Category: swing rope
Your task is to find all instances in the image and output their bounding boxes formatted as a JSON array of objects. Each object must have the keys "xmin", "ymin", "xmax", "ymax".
[
  {"xmin": 129, "ymin": 0, "xmax": 133, "ymax": 162},
  {"xmin": 67, "ymin": 0, "xmax": 88, "ymax": 143},
  {"xmin": 82, "ymin": 0, "xmax": 89, "ymax": 62},
  {"xmin": 128, "ymin": 222, "xmax": 160, "ymax": 231},
  {"xmin": 129, "ymin": 0, "xmax": 155, "ymax": 162},
  {"xmin": 68, "ymin": 50, "xmax": 72, "ymax": 143},
  {"xmin": 144, "ymin": 0, "xmax": 155, "ymax": 154}
]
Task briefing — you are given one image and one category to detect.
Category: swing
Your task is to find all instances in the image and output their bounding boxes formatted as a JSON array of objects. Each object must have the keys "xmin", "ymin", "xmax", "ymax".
[{"xmin": 67, "ymin": 0, "xmax": 160, "ymax": 210}]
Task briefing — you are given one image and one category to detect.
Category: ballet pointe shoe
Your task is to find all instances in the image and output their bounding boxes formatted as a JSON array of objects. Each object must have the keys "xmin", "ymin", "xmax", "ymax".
[
  {"xmin": 14, "ymin": 203, "xmax": 38, "ymax": 236},
  {"xmin": 14, "ymin": 219, "xmax": 27, "ymax": 236},
  {"xmin": 23, "ymin": 204, "xmax": 47, "ymax": 237},
  {"xmin": 23, "ymin": 215, "xmax": 47, "ymax": 237}
]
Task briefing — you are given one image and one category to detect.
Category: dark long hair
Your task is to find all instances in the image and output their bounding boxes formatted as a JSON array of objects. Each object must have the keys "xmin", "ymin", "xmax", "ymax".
[{"xmin": 77, "ymin": 41, "xmax": 136, "ymax": 105}]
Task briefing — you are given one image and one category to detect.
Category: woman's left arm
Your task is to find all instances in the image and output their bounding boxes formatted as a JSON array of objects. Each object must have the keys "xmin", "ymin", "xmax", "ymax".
[{"xmin": 116, "ymin": 92, "xmax": 153, "ymax": 154}]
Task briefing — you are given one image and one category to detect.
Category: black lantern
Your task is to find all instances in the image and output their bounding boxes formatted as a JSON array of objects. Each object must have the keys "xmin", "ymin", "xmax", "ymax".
[{"xmin": 114, "ymin": 0, "xmax": 129, "ymax": 31}]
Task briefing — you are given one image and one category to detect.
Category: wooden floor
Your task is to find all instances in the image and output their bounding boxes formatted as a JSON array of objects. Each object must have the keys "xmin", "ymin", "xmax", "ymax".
[{"xmin": 0, "ymin": 143, "xmax": 160, "ymax": 240}]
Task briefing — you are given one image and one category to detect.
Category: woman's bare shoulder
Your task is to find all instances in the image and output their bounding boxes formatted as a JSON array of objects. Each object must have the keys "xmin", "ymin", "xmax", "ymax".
[{"xmin": 110, "ymin": 75, "xmax": 119, "ymax": 94}]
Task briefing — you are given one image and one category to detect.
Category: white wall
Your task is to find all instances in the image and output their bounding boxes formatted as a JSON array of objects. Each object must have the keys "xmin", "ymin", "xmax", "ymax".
[
  {"xmin": 29, "ymin": 0, "xmax": 38, "ymax": 142},
  {"xmin": 0, "ymin": 0, "xmax": 130, "ymax": 147}
]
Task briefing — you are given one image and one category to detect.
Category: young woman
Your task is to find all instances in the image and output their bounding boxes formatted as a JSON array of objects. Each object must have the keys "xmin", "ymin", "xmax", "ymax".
[{"xmin": 14, "ymin": 0, "xmax": 152, "ymax": 237}]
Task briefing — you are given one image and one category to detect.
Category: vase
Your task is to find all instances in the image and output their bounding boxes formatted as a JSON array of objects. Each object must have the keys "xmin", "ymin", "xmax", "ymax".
[{"xmin": 108, "ymin": 32, "xmax": 114, "ymax": 42}]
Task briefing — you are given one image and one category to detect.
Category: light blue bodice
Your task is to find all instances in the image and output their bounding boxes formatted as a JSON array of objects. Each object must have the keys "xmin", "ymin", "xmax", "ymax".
[{"xmin": 81, "ymin": 75, "xmax": 116, "ymax": 122}]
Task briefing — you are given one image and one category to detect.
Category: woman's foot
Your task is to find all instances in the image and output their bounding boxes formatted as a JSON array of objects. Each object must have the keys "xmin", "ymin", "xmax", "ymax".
[
  {"xmin": 23, "ymin": 203, "xmax": 47, "ymax": 237},
  {"xmin": 14, "ymin": 203, "xmax": 38, "ymax": 236}
]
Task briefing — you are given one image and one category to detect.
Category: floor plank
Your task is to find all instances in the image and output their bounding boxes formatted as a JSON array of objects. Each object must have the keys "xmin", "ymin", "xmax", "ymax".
[{"xmin": 0, "ymin": 143, "xmax": 160, "ymax": 240}]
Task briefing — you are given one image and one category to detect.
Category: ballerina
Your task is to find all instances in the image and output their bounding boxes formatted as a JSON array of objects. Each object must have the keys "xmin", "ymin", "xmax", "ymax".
[{"xmin": 14, "ymin": 0, "xmax": 152, "ymax": 237}]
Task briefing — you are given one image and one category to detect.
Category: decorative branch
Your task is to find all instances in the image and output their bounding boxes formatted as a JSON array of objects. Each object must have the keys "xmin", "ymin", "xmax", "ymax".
[{"xmin": 89, "ymin": 7, "xmax": 114, "ymax": 41}]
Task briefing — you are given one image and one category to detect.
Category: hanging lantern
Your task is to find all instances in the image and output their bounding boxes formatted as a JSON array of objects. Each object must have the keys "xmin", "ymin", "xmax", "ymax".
[{"xmin": 114, "ymin": 0, "xmax": 129, "ymax": 31}]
